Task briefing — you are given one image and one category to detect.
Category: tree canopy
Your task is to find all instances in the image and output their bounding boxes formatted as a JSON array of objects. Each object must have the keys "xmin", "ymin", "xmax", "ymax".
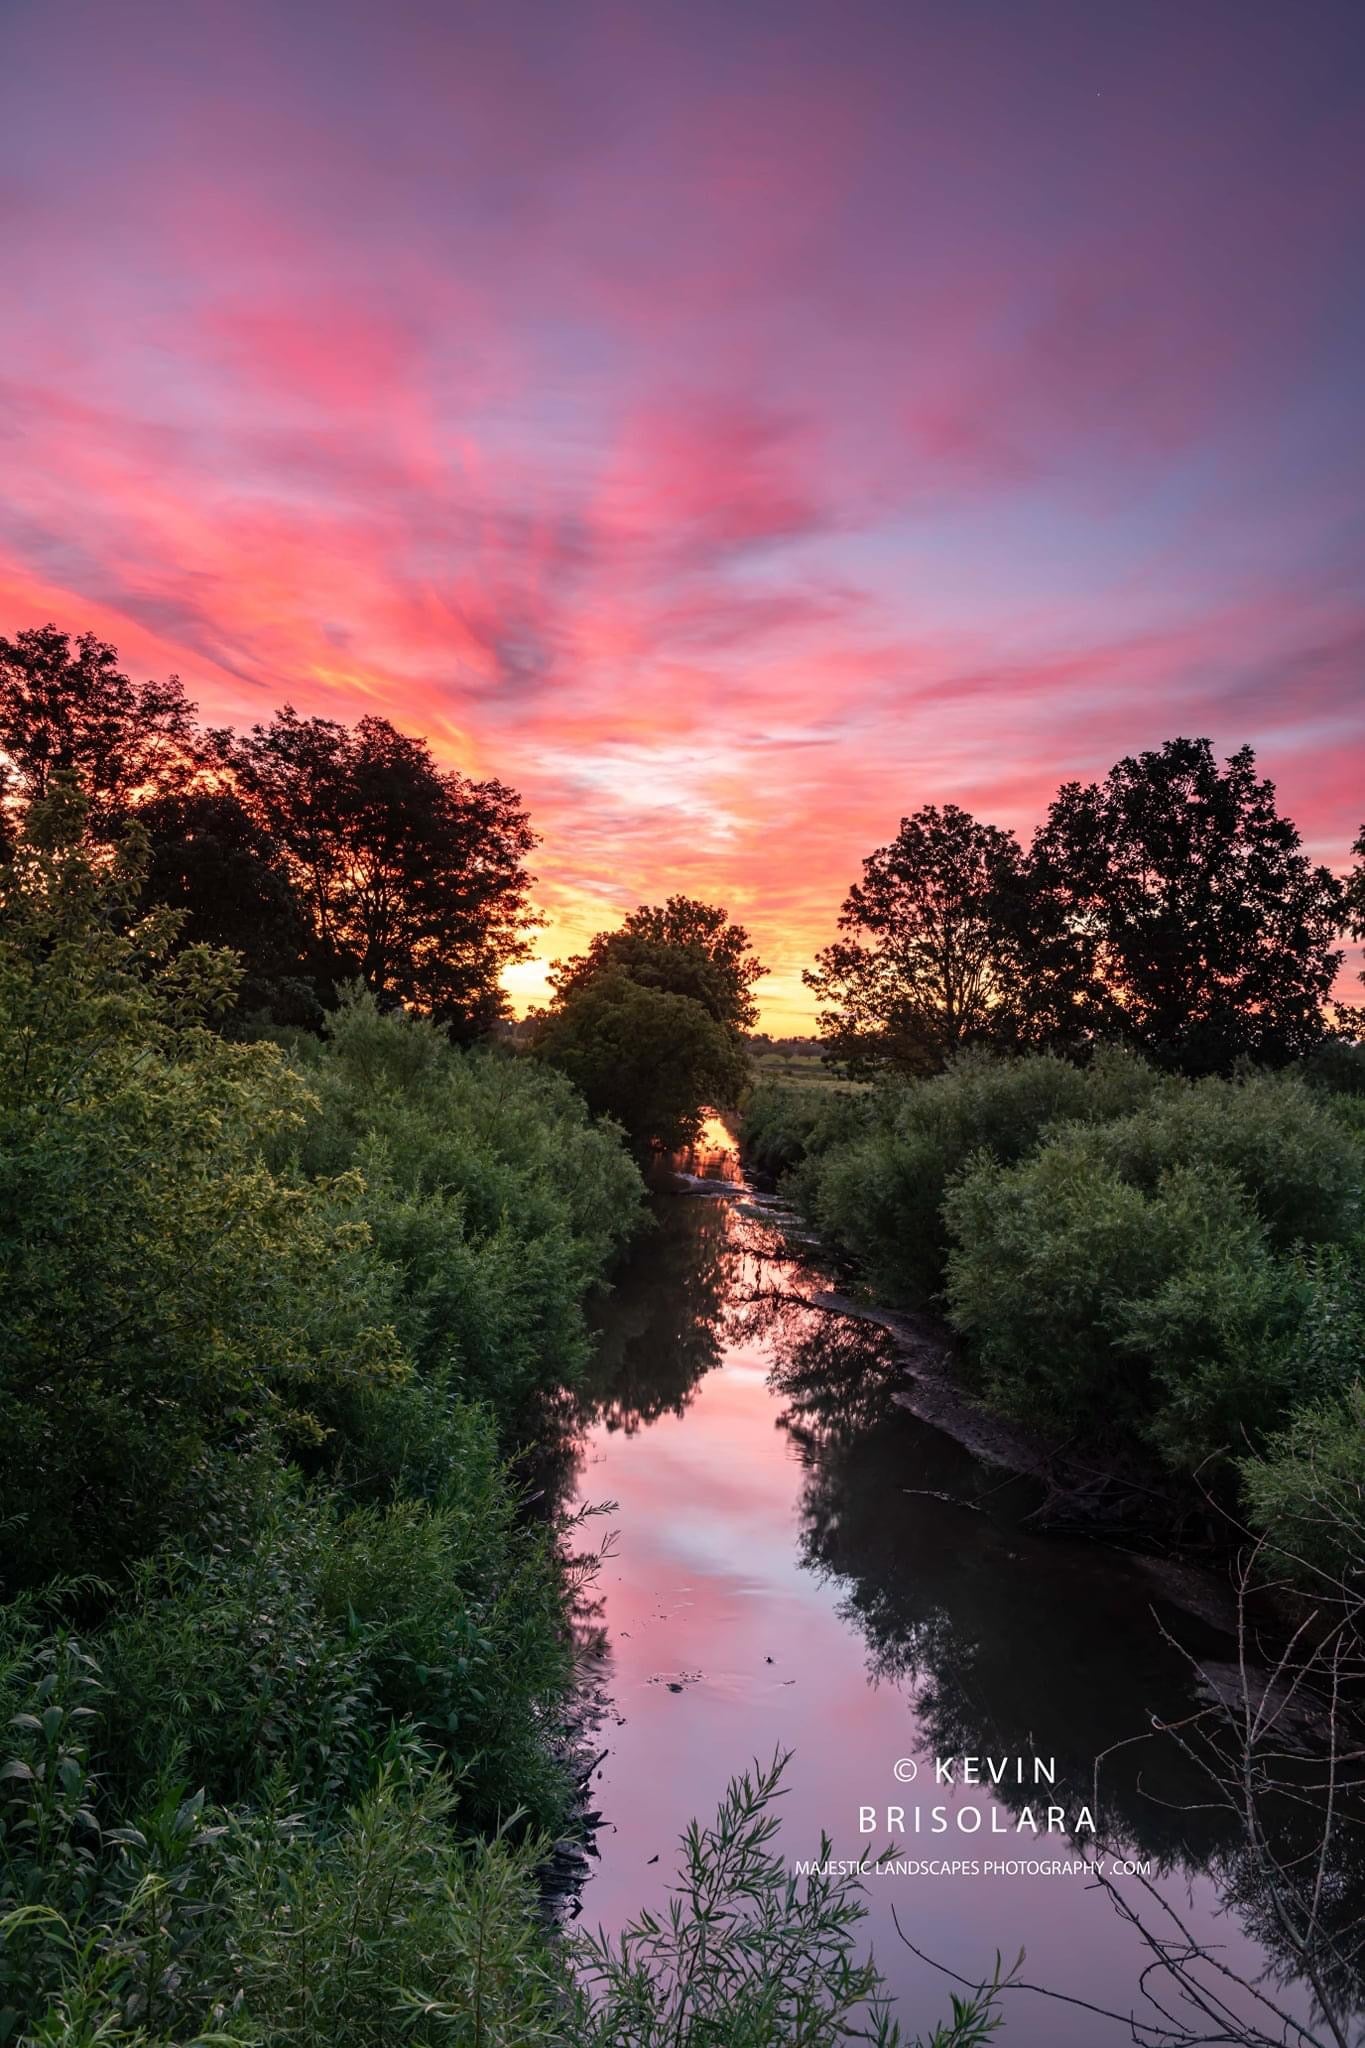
[
  {"xmin": 804, "ymin": 804, "xmax": 1031, "ymax": 1075},
  {"xmin": 535, "ymin": 967, "xmax": 748, "ymax": 1153},
  {"xmin": 0, "ymin": 623, "xmax": 200, "ymax": 828},
  {"xmin": 551, "ymin": 894, "xmax": 766, "ymax": 1034},
  {"xmin": 1032, "ymin": 738, "xmax": 1343, "ymax": 1072},
  {"xmin": 220, "ymin": 707, "xmax": 537, "ymax": 1033},
  {"xmin": 810, "ymin": 743, "xmax": 1346, "ymax": 1078},
  {"xmin": 538, "ymin": 897, "xmax": 763, "ymax": 1149},
  {"xmin": 0, "ymin": 624, "xmax": 538, "ymax": 1036}
]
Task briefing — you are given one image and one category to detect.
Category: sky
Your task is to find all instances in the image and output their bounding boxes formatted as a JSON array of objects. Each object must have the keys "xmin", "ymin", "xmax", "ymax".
[{"xmin": 2, "ymin": 0, "xmax": 1363, "ymax": 1028}]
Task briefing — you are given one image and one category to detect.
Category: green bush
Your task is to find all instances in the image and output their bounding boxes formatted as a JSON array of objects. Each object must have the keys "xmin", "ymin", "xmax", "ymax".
[
  {"xmin": 1241, "ymin": 1381, "xmax": 1365, "ymax": 1584},
  {"xmin": 285, "ymin": 990, "xmax": 645, "ymax": 1412},
  {"xmin": 945, "ymin": 1142, "xmax": 1312, "ymax": 1461},
  {"xmin": 942, "ymin": 1073, "xmax": 1361, "ymax": 1468},
  {"xmin": 790, "ymin": 1047, "xmax": 1164, "ymax": 1304},
  {"xmin": 96, "ymin": 1438, "xmax": 571, "ymax": 1835},
  {"xmin": 0, "ymin": 801, "xmax": 407, "ymax": 1589},
  {"xmin": 741, "ymin": 1081, "xmax": 871, "ymax": 1176},
  {"xmin": 2, "ymin": 1730, "xmax": 995, "ymax": 2048}
]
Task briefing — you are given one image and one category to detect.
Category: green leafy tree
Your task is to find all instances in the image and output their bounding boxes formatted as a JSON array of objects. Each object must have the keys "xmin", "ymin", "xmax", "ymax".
[
  {"xmin": 535, "ymin": 968, "xmax": 748, "ymax": 1152},
  {"xmin": 136, "ymin": 785, "xmax": 317, "ymax": 1023},
  {"xmin": 0, "ymin": 787, "xmax": 404, "ymax": 1585},
  {"xmin": 221, "ymin": 707, "xmax": 537, "ymax": 1033},
  {"xmin": 1031, "ymin": 738, "xmax": 1343, "ymax": 1072},
  {"xmin": 551, "ymin": 894, "xmax": 766, "ymax": 1033}
]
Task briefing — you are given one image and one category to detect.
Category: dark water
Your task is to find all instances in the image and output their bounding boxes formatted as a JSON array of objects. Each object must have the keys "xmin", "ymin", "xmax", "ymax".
[{"xmin": 545, "ymin": 1119, "xmax": 1351, "ymax": 2046}]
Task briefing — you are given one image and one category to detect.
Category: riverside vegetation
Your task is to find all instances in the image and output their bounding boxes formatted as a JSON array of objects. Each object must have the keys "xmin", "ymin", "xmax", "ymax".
[
  {"xmin": 5, "ymin": 624, "xmax": 1365, "ymax": 2042},
  {"xmin": 747, "ymin": 736, "xmax": 1365, "ymax": 1584},
  {"xmin": 0, "ymin": 793, "xmax": 994, "ymax": 2036},
  {"xmin": 744, "ymin": 1046, "xmax": 1365, "ymax": 1572}
]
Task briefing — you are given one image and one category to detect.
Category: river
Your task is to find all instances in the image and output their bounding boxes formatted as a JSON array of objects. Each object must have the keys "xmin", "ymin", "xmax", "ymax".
[{"xmin": 543, "ymin": 1116, "xmax": 1351, "ymax": 2046}]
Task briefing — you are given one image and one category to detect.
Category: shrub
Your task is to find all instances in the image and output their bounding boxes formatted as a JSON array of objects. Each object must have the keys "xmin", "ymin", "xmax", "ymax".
[
  {"xmin": 792, "ymin": 1047, "xmax": 1164, "ymax": 1304},
  {"xmin": 741, "ymin": 1082, "xmax": 871, "ymax": 1177},
  {"xmin": 98, "ymin": 1449, "xmax": 571, "ymax": 1835},
  {"xmin": 566, "ymin": 1752, "xmax": 1003, "ymax": 2047},
  {"xmin": 943, "ymin": 1075, "xmax": 1360, "ymax": 1469},
  {"xmin": 286, "ymin": 991, "xmax": 645, "ymax": 1411},
  {"xmin": 1241, "ymin": 1382, "xmax": 1365, "ymax": 1584},
  {"xmin": 0, "ymin": 800, "xmax": 406, "ymax": 1590}
]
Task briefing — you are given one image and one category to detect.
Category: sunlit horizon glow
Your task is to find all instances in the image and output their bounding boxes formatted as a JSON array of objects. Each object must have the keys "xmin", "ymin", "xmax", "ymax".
[{"xmin": 3, "ymin": 1, "xmax": 1363, "ymax": 1028}]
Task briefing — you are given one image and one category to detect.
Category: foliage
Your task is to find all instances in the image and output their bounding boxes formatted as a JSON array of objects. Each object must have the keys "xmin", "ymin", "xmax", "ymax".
[
  {"xmin": 756, "ymin": 1048, "xmax": 1365, "ymax": 1485},
  {"xmin": 97, "ymin": 1451, "xmax": 572, "ymax": 1835},
  {"xmin": 741, "ymin": 1079, "xmax": 873, "ymax": 1176},
  {"xmin": 552, "ymin": 895, "xmax": 766, "ymax": 1035},
  {"xmin": 782, "ymin": 1047, "xmax": 1163, "ymax": 1305},
  {"xmin": 0, "ymin": 1714, "xmax": 991, "ymax": 2048},
  {"xmin": 812, "ymin": 742, "xmax": 1346, "ymax": 1082},
  {"xmin": 1239, "ymin": 1242, "xmax": 1365, "ymax": 1580},
  {"xmin": 0, "ymin": 623, "xmax": 540, "ymax": 1036},
  {"xmin": 943, "ymin": 1074, "xmax": 1361, "ymax": 1466},
  {"xmin": 135, "ymin": 788, "xmax": 317, "ymax": 1026},
  {"xmin": 804, "ymin": 804, "xmax": 1040, "ymax": 1076},
  {"xmin": 286, "ymin": 990, "xmax": 644, "ymax": 1412},
  {"xmin": 0, "ymin": 625, "xmax": 200, "ymax": 831},
  {"xmin": 219, "ymin": 706, "xmax": 537, "ymax": 1035},
  {"xmin": 0, "ymin": 792, "xmax": 404, "ymax": 1588},
  {"xmin": 1032, "ymin": 737, "xmax": 1343, "ymax": 1073},
  {"xmin": 1241, "ymin": 1379, "xmax": 1365, "ymax": 1584},
  {"xmin": 536, "ymin": 966, "xmax": 749, "ymax": 1153},
  {"xmin": 1343, "ymin": 821, "xmax": 1365, "ymax": 996},
  {"xmin": 567, "ymin": 1752, "xmax": 1002, "ymax": 2047},
  {"xmin": 537, "ymin": 897, "xmax": 764, "ymax": 1150}
]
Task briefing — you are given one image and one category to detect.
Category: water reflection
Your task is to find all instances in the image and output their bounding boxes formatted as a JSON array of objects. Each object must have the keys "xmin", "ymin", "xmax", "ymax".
[
  {"xmin": 748, "ymin": 1290, "xmax": 1237, "ymax": 1871},
  {"xmin": 550, "ymin": 1158, "xmax": 1360, "ymax": 2043}
]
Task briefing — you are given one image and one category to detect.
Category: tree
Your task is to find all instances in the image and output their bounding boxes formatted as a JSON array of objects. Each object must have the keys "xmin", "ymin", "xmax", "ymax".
[
  {"xmin": 135, "ymin": 786, "xmax": 317, "ymax": 1023},
  {"xmin": 0, "ymin": 786, "xmax": 403, "ymax": 1583},
  {"xmin": 0, "ymin": 623, "xmax": 201, "ymax": 829},
  {"xmin": 222, "ymin": 707, "xmax": 537, "ymax": 1034},
  {"xmin": 1344, "ymin": 822, "xmax": 1365, "ymax": 1006},
  {"xmin": 534, "ymin": 969, "xmax": 748, "ymax": 1153},
  {"xmin": 805, "ymin": 804, "xmax": 1040, "ymax": 1075},
  {"xmin": 1031, "ymin": 738, "xmax": 1343, "ymax": 1073},
  {"xmin": 550, "ymin": 895, "xmax": 766, "ymax": 1034},
  {"xmin": 539, "ymin": 896, "xmax": 764, "ymax": 1148}
]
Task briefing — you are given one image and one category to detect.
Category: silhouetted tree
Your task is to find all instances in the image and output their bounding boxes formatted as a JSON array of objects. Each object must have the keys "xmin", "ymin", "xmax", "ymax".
[
  {"xmin": 1032, "ymin": 738, "xmax": 1343, "ymax": 1072},
  {"xmin": 1344, "ymin": 821, "xmax": 1365, "ymax": 1001},
  {"xmin": 135, "ymin": 787, "xmax": 317, "ymax": 1024},
  {"xmin": 0, "ymin": 624, "xmax": 201, "ymax": 830},
  {"xmin": 551, "ymin": 895, "xmax": 766, "ymax": 1034},
  {"xmin": 221, "ymin": 707, "xmax": 536, "ymax": 1034},
  {"xmin": 805, "ymin": 804, "xmax": 1042, "ymax": 1074}
]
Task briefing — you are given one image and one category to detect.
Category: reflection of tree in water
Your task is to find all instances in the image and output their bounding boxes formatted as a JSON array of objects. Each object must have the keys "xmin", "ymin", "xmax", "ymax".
[
  {"xmin": 757, "ymin": 1298, "xmax": 1243, "ymax": 1870},
  {"xmin": 762, "ymin": 1297, "xmax": 1365, "ymax": 2014},
  {"xmin": 526, "ymin": 1194, "xmax": 744, "ymax": 1521},
  {"xmin": 584, "ymin": 1197, "xmax": 742, "ymax": 1433}
]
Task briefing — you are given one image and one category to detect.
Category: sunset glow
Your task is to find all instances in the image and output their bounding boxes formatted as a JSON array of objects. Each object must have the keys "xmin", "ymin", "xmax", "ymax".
[{"xmin": 3, "ymin": 2, "xmax": 1363, "ymax": 1026}]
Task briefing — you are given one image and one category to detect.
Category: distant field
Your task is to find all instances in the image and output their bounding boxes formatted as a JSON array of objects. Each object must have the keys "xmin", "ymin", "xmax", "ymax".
[{"xmin": 747, "ymin": 1046, "xmax": 867, "ymax": 1092}]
